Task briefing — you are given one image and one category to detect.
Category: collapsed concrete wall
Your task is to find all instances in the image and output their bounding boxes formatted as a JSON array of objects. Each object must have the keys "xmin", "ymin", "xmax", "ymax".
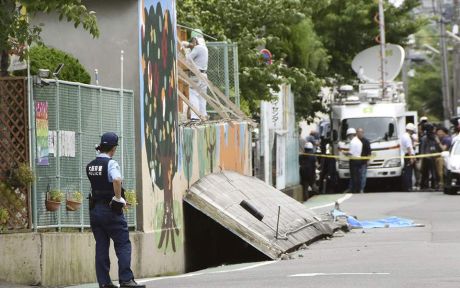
[{"xmin": 185, "ymin": 171, "xmax": 334, "ymax": 260}]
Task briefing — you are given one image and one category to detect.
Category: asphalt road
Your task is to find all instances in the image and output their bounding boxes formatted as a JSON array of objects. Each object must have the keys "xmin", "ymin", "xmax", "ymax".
[
  {"xmin": 5, "ymin": 192, "xmax": 459, "ymax": 288},
  {"xmin": 141, "ymin": 192, "xmax": 460, "ymax": 288}
]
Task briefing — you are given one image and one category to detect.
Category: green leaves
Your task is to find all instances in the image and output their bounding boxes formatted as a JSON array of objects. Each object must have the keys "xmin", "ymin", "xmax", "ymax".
[
  {"xmin": 0, "ymin": 0, "xmax": 99, "ymax": 75},
  {"xmin": 179, "ymin": 0, "xmax": 424, "ymax": 120},
  {"xmin": 17, "ymin": 45, "xmax": 91, "ymax": 84}
]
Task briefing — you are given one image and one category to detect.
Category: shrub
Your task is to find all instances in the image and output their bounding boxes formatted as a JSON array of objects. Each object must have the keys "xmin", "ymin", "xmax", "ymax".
[{"xmin": 21, "ymin": 45, "xmax": 91, "ymax": 84}]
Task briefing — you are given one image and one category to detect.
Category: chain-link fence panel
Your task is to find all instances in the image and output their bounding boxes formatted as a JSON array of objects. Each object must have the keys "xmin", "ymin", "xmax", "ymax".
[
  {"xmin": 207, "ymin": 42, "xmax": 240, "ymax": 107},
  {"xmin": 32, "ymin": 80, "xmax": 136, "ymax": 229}
]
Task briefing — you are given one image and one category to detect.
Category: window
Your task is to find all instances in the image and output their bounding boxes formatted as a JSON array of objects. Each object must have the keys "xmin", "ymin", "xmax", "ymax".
[{"xmin": 341, "ymin": 117, "xmax": 398, "ymax": 142}]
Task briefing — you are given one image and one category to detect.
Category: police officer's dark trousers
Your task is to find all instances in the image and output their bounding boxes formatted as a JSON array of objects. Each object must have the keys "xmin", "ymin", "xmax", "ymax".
[{"xmin": 90, "ymin": 203, "xmax": 134, "ymax": 285}]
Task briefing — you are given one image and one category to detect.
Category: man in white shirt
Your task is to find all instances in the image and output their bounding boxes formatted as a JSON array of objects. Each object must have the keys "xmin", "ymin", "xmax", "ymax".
[
  {"xmin": 347, "ymin": 128, "xmax": 362, "ymax": 193},
  {"xmin": 401, "ymin": 123, "xmax": 416, "ymax": 191},
  {"xmin": 186, "ymin": 30, "xmax": 209, "ymax": 120}
]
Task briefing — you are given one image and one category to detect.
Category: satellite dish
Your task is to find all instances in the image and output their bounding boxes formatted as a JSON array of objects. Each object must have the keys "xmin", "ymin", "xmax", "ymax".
[{"xmin": 352, "ymin": 44, "xmax": 405, "ymax": 83}]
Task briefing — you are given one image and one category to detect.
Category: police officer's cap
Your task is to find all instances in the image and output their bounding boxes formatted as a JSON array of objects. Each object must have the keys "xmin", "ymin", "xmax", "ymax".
[{"xmin": 99, "ymin": 132, "xmax": 119, "ymax": 147}]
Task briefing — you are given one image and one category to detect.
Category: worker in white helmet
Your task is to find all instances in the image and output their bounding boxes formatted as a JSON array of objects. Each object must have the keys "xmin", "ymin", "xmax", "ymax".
[
  {"xmin": 185, "ymin": 29, "xmax": 208, "ymax": 120},
  {"xmin": 346, "ymin": 127, "xmax": 362, "ymax": 193},
  {"xmin": 401, "ymin": 123, "xmax": 416, "ymax": 191}
]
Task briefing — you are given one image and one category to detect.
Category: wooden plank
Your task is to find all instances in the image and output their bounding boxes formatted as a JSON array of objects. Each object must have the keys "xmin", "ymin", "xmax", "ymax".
[
  {"xmin": 177, "ymin": 89, "xmax": 206, "ymax": 121},
  {"xmin": 178, "ymin": 57, "xmax": 239, "ymax": 117},
  {"xmin": 177, "ymin": 70, "xmax": 230, "ymax": 119}
]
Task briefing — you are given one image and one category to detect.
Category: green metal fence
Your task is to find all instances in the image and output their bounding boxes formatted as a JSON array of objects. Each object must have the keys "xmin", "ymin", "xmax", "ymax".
[
  {"xmin": 207, "ymin": 42, "xmax": 240, "ymax": 107},
  {"xmin": 31, "ymin": 80, "xmax": 136, "ymax": 230}
]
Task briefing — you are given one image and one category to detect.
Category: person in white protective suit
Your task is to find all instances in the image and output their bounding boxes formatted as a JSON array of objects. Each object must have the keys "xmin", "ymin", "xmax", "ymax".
[{"xmin": 185, "ymin": 29, "xmax": 208, "ymax": 120}]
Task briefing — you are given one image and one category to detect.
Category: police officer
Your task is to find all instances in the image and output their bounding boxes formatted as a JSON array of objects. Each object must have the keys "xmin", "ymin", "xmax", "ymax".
[{"xmin": 86, "ymin": 132, "xmax": 144, "ymax": 288}]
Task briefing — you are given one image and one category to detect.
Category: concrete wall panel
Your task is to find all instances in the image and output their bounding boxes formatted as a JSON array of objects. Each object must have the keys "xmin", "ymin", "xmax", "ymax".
[{"xmin": 0, "ymin": 233, "xmax": 41, "ymax": 285}]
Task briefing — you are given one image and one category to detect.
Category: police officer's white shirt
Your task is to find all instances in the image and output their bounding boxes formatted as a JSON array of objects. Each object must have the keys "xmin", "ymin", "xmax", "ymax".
[
  {"xmin": 97, "ymin": 153, "xmax": 122, "ymax": 182},
  {"xmin": 187, "ymin": 44, "xmax": 208, "ymax": 71},
  {"xmin": 349, "ymin": 136, "xmax": 363, "ymax": 157},
  {"xmin": 401, "ymin": 132, "xmax": 414, "ymax": 155}
]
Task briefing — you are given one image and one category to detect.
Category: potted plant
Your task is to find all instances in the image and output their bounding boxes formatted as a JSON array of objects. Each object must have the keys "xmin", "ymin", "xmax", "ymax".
[
  {"xmin": 45, "ymin": 189, "xmax": 64, "ymax": 212},
  {"xmin": 124, "ymin": 189, "xmax": 137, "ymax": 208},
  {"xmin": 66, "ymin": 191, "xmax": 82, "ymax": 211}
]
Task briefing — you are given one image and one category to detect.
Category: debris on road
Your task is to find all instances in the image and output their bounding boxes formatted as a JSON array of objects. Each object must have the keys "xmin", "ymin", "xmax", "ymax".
[{"xmin": 332, "ymin": 209, "xmax": 424, "ymax": 229}]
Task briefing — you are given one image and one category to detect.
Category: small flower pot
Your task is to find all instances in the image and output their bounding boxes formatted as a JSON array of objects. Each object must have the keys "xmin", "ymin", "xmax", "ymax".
[
  {"xmin": 45, "ymin": 199, "xmax": 61, "ymax": 212},
  {"xmin": 66, "ymin": 200, "xmax": 82, "ymax": 211}
]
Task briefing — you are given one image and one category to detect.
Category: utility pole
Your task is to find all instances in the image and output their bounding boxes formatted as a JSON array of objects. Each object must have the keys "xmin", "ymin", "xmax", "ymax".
[
  {"xmin": 439, "ymin": 0, "xmax": 452, "ymax": 123},
  {"xmin": 453, "ymin": 0, "xmax": 460, "ymax": 116},
  {"xmin": 378, "ymin": 0, "xmax": 387, "ymax": 97}
]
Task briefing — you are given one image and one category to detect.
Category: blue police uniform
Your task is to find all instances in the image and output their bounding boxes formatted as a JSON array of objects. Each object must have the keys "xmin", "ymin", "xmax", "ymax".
[{"xmin": 86, "ymin": 132, "xmax": 142, "ymax": 288}]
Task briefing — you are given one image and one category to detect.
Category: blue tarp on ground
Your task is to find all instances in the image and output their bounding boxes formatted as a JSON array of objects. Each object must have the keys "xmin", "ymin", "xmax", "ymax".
[{"xmin": 332, "ymin": 209, "xmax": 421, "ymax": 229}]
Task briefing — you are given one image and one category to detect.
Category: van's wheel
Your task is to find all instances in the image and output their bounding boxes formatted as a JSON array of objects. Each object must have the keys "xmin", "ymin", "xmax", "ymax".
[{"xmin": 444, "ymin": 187, "xmax": 457, "ymax": 195}]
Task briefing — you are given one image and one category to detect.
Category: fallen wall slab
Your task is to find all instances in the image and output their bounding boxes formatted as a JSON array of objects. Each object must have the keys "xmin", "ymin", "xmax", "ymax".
[{"xmin": 184, "ymin": 171, "xmax": 335, "ymax": 259}]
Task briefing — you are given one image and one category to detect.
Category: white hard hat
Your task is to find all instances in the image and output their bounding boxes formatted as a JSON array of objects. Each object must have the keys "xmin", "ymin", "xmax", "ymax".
[
  {"xmin": 406, "ymin": 123, "xmax": 416, "ymax": 131},
  {"xmin": 304, "ymin": 142, "xmax": 314, "ymax": 150},
  {"xmin": 346, "ymin": 128, "xmax": 356, "ymax": 135},
  {"xmin": 420, "ymin": 116, "xmax": 428, "ymax": 122}
]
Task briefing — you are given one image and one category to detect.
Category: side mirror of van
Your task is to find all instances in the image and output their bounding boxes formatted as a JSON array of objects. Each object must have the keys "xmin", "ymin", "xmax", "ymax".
[
  {"xmin": 441, "ymin": 151, "xmax": 449, "ymax": 158},
  {"xmin": 332, "ymin": 130, "xmax": 338, "ymax": 141}
]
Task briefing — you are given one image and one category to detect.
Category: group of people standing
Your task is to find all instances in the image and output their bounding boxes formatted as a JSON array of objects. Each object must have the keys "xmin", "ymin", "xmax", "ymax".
[
  {"xmin": 299, "ymin": 127, "xmax": 372, "ymax": 197},
  {"xmin": 401, "ymin": 117, "xmax": 453, "ymax": 192},
  {"xmin": 299, "ymin": 116, "xmax": 457, "ymax": 197}
]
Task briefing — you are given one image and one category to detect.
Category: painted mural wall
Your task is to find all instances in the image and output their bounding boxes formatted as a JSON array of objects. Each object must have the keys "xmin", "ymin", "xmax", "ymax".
[{"xmin": 139, "ymin": 0, "xmax": 252, "ymax": 274}]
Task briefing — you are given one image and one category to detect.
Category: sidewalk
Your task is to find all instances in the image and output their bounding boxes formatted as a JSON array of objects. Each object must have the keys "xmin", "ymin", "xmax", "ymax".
[{"xmin": 0, "ymin": 281, "xmax": 34, "ymax": 287}]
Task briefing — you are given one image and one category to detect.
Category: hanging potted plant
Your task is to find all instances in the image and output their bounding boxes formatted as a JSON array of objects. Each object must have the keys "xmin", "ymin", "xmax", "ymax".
[
  {"xmin": 45, "ymin": 189, "xmax": 63, "ymax": 212},
  {"xmin": 124, "ymin": 189, "xmax": 137, "ymax": 208},
  {"xmin": 66, "ymin": 191, "xmax": 83, "ymax": 211}
]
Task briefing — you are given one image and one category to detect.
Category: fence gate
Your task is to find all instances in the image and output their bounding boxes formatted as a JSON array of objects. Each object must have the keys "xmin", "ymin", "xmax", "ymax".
[{"xmin": 0, "ymin": 77, "xmax": 30, "ymax": 229}]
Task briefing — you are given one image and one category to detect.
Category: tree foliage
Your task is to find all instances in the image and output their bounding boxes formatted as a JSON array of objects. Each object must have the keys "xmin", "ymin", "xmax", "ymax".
[
  {"xmin": 0, "ymin": 0, "xmax": 99, "ymax": 76},
  {"xmin": 313, "ymin": 0, "xmax": 425, "ymax": 82},
  {"xmin": 178, "ymin": 0, "xmax": 425, "ymax": 120},
  {"xmin": 23, "ymin": 45, "xmax": 91, "ymax": 84},
  {"xmin": 408, "ymin": 65, "xmax": 443, "ymax": 121}
]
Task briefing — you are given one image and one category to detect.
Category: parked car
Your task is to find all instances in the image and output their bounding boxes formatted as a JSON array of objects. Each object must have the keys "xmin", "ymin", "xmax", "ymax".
[{"xmin": 443, "ymin": 140, "xmax": 460, "ymax": 195}]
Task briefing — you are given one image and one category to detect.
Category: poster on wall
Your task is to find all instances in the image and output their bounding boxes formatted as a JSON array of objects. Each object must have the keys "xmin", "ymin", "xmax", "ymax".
[{"xmin": 35, "ymin": 101, "xmax": 49, "ymax": 166}]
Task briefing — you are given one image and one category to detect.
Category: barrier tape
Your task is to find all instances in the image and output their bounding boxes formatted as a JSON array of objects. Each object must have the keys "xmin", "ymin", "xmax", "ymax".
[{"xmin": 299, "ymin": 152, "xmax": 443, "ymax": 160}]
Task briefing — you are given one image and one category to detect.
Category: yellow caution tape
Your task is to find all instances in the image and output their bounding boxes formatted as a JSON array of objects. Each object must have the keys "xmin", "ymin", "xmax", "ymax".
[{"xmin": 299, "ymin": 152, "xmax": 443, "ymax": 160}]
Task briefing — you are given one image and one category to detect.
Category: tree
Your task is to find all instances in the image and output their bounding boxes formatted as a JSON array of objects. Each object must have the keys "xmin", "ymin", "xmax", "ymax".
[
  {"xmin": 313, "ymin": 0, "xmax": 425, "ymax": 83},
  {"xmin": 178, "ymin": 0, "xmax": 328, "ymax": 121},
  {"xmin": 0, "ymin": 0, "xmax": 99, "ymax": 76},
  {"xmin": 408, "ymin": 65, "xmax": 443, "ymax": 121},
  {"xmin": 178, "ymin": 0, "xmax": 425, "ymax": 120},
  {"xmin": 16, "ymin": 45, "xmax": 91, "ymax": 83}
]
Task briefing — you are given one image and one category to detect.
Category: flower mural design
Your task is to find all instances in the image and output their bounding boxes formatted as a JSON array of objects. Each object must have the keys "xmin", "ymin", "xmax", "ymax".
[{"xmin": 141, "ymin": 1, "xmax": 180, "ymax": 253}]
